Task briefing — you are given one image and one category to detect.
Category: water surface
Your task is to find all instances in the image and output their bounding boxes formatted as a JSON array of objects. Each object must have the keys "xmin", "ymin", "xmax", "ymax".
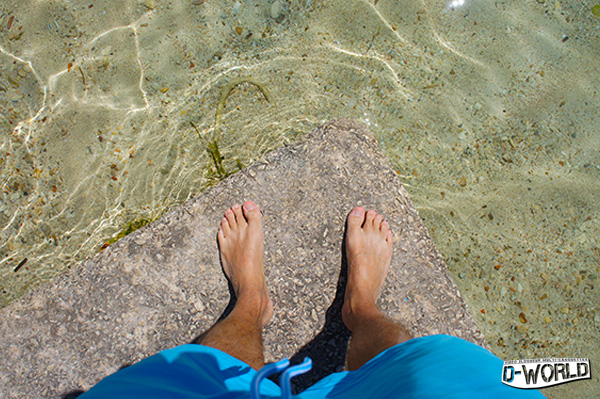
[{"xmin": 0, "ymin": 1, "xmax": 598, "ymax": 396}]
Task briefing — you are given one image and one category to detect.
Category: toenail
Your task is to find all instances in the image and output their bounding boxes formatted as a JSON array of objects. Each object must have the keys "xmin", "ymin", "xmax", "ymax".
[
  {"xmin": 243, "ymin": 202, "xmax": 256, "ymax": 211},
  {"xmin": 351, "ymin": 208, "xmax": 363, "ymax": 216},
  {"xmin": 233, "ymin": 204, "xmax": 240, "ymax": 209},
  {"xmin": 375, "ymin": 214, "xmax": 383, "ymax": 220}
]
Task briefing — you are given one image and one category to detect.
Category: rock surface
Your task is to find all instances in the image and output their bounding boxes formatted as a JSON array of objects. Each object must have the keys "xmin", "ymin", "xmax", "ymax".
[{"xmin": 0, "ymin": 119, "xmax": 486, "ymax": 398}]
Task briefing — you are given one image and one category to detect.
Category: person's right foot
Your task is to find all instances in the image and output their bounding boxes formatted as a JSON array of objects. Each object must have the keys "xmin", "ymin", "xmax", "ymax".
[{"xmin": 342, "ymin": 207, "xmax": 393, "ymax": 331}]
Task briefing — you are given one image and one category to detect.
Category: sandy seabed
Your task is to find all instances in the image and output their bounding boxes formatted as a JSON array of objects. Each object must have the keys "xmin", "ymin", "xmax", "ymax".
[{"xmin": 0, "ymin": 0, "xmax": 598, "ymax": 397}]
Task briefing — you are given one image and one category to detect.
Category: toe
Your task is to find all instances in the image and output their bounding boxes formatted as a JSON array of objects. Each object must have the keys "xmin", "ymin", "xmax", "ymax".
[
  {"xmin": 381, "ymin": 220, "xmax": 390, "ymax": 235},
  {"xmin": 232, "ymin": 204, "xmax": 247, "ymax": 226},
  {"xmin": 225, "ymin": 208, "xmax": 236, "ymax": 228},
  {"xmin": 220, "ymin": 217, "xmax": 230, "ymax": 237},
  {"xmin": 365, "ymin": 210, "xmax": 376, "ymax": 229},
  {"xmin": 386, "ymin": 230, "xmax": 394, "ymax": 244},
  {"xmin": 347, "ymin": 207, "xmax": 366, "ymax": 229},
  {"xmin": 242, "ymin": 201, "xmax": 261, "ymax": 225},
  {"xmin": 374, "ymin": 214, "xmax": 383, "ymax": 230},
  {"xmin": 218, "ymin": 224, "xmax": 226, "ymax": 242}
]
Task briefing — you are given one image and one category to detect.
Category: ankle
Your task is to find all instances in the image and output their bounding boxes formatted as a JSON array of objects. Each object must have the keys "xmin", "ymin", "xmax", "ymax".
[
  {"xmin": 231, "ymin": 293, "xmax": 270, "ymax": 323},
  {"xmin": 342, "ymin": 294, "xmax": 383, "ymax": 331}
]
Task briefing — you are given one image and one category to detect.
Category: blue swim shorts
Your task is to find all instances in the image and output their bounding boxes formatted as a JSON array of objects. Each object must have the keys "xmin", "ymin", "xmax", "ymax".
[{"xmin": 80, "ymin": 334, "xmax": 545, "ymax": 398}]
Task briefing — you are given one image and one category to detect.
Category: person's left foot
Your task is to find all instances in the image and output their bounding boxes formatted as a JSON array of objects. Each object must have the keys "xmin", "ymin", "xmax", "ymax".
[{"xmin": 217, "ymin": 201, "xmax": 273, "ymax": 327}]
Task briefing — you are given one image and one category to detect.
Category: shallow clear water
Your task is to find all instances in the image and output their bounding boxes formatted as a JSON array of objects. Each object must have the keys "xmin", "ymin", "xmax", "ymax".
[{"xmin": 0, "ymin": 0, "xmax": 598, "ymax": 396}]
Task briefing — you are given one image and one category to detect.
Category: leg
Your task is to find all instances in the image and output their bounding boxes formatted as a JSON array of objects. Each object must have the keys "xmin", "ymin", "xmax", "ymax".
[
  {"xmin": 196, "ymin": 201, "xmax": 273, "ymax": 371},
  {"xmin": 342, "ymin": 207, "xmax": 413, "ymax": 371}
]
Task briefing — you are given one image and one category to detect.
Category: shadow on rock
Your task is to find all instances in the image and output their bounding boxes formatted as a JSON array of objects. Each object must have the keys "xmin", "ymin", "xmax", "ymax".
[{"xmin": 271, "ymin": 238, "xmax": 351, "ymax": 394}]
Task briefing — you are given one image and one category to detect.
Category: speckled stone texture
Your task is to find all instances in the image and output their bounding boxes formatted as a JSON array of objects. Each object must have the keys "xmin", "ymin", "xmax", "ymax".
[{"xmin": 0, "ymin": 119, "xmax": 486, "ymax": 398}]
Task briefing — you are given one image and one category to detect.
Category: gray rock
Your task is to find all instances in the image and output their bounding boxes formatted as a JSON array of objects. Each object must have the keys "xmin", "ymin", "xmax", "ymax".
[{"xmin": 0, "ymin": 119, "xmax": 486, "ymax": 398}]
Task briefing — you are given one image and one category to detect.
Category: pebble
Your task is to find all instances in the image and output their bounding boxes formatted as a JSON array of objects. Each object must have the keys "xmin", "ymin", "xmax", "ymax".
[
  {"xmin": 270, "ymin": 0, "xmax": 283, "ymax": 19},
  {"xmin": 194, "ymin": 301, "xmax": 205, "ymax": 312},
  {"xmin": 516, "ymin": 325, "xmax": 528, "ymax": 334},
  {"xmin": 519, "ymin": 312, "xmax": 527, "ymax": 323},
  {"xmin": 560, "ymin": 306, "xmax": 569, "ymax": 314}
]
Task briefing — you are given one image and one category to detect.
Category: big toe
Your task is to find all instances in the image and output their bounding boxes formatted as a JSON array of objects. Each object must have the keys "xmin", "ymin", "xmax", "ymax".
[
  {"xmin": 347, "ymin": 207, "xmax": 365, "ymax": 230},
  {"xmin": 242, "ymin": 201, "xmax": 261, "ymax": 225}
]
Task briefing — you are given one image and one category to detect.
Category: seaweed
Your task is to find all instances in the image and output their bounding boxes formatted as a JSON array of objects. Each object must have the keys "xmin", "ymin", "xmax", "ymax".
[
  {"xmin": 214, "ymin": 77, "xmax": 273, "ymax": 137},
  {"xmin": 101, "ymin": 216, "xmax": 156, "ymax": 249},
  {"xmin": 191, "ymin": 77, "xmax": 272, "ymax": 184},
  {"xmin": 191, "ymin": 121, "xmax": 230, "ymax": 181}
]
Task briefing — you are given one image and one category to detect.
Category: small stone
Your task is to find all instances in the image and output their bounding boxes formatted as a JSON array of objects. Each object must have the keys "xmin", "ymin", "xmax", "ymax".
[
  {"xmin": 545, "ymin": 316, "xmax": 551, "ymax": 324},
  {"xmin": 270, "ymin": 0, "xmax": 283, "ymax": 19},
  {"xmin": 194, "ymin": 301, "xmax": 205, "ymax": 312},
  {"xmin": 235, "ymin": 26, "xmax": 243, "ymax": 35},
  {"xmin": 560, "ymin": 306, "xmax": 569, "ymax": 314},
  {"xmin": 458, "ymin": 177, "xmax": 467, "ymax": 187},
  {"xmin": 519, "ymin": 312, "xmax": 527, "ymax": 323},
  {"xmin": 516, "ymin": 325, "xmax": 528, "ymax": 334},
  {"xmin": 144, "ymin": 0, "xmax": 155, "ymax": 9}
]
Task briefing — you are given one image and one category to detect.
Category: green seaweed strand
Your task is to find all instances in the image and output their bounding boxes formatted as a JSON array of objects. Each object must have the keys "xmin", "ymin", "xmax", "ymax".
[
  {"xmin": 214, "ymin": 77, "xmax": 273, "ymax": 137},
  {"xmin": 190, "ymin": 78, "xmax": 272, "ymax": 183},
  {"xmin": 191, "ymin": 121, "xmax": 227, "ymax": 179}
]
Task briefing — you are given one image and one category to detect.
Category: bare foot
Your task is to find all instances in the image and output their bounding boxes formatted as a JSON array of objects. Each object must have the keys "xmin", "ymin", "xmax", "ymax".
[
  {"xmin": 217, "ymin": 201, "xmax": 273, "ymax": 326},
  {"xmin": 342, "ymin": 207, "xmax": 394, "ymax": 331}
]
